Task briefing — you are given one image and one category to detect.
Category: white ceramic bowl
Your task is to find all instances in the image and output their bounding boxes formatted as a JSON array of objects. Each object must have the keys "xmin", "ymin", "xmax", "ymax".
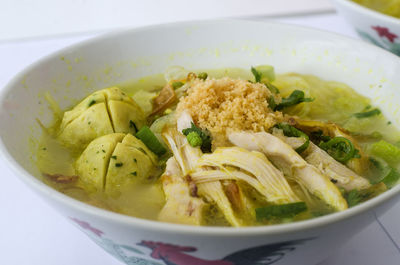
[
  {"xmin": 332, "ymin": 0, "xmax": 400, "ymax": 56},
  {"xmin": 1, "ymin": 20, "xmax": 400, "ymax": 265}
]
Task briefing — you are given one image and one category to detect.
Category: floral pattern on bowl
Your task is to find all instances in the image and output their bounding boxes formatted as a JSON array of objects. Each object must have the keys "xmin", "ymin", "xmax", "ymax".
[
  {"xmin": 357, "ymin": 26, "xmax": 400, "ymax": 56},
  {"xmin": 71, "ymin": 217, "xmax": 313, "ymax": 265}
]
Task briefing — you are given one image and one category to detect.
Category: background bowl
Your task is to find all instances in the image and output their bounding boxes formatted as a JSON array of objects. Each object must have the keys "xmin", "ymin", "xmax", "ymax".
[
  {"xmin": 1, "ymin": 20, "xmax": 400, "ymax": 265},
  {"xmin": 332, "ymin": 0, "xmax": 400, "ymax": 56}
]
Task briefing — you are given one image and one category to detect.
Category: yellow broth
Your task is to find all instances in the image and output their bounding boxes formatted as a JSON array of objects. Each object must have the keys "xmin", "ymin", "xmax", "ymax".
[{"xmin": 37, "ymin": 68, "xmax": 400, "ymax": 226}]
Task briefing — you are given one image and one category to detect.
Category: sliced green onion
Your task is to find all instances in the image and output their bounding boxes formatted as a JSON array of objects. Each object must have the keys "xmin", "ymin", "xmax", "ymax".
[
  {"xmin": 182, "ymin": 122, "xmax": 212, "ymax": 153},
  {"xmin": 275, "ymin": 90, "xmax": 313, "ymax": 111},
  {"xmin": 256, "ymin": 202, "xmax": 307, "ymax": 220},
  {"xmin": 275, "ymin": 123, "xmax": 309, "ymax": 153},
  {"xmin": 319, "ymin": 137, "xmax": 357, "ymax": 163},
  {"xmin": 172, "ymin": 81, "xmax": 184, "ymax": 90},
  {"xmin": 186, "ymin": 131, "xmax": 203, "ymax": 147},
  {"xmin": 88, "ymin": 99, "xmax": 96, "ymax": 107},
  {"xmin": 198, "ymin": 72, "xmax": 208, "ymax": 80},
  {"xmin": 251, "ymin": 65, "xmax": 275, "ymax": 83},
  {"xmin": 354, "ymin": 108, "xmax": 381, "ymax": 119},
  {"xmin": 136, "ymin": 126, "xmax": 167, "ymax": 156}
]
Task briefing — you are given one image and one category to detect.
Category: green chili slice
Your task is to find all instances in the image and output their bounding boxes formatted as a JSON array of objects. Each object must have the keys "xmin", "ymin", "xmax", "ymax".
[
  {"xmin": 319, "ymin": 137, "xmax": 357, "ymax": 163},
  {"xmin": 354, "ymin": 108, "xmax": 381, "ymax": 119},
  {"xmin": 275, "ymin": 123, "xmax": 310, "ymax": 153}
]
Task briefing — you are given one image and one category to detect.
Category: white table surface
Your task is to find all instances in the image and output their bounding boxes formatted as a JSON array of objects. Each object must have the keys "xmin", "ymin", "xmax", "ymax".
[{"xmin": 1, "ymin": 12, "xmax": 399, "ymax": 265}]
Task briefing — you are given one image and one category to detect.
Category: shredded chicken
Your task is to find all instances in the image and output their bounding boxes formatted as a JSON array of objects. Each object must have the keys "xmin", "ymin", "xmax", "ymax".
[
  {"xmin": 294, "ymin": 119, "xmax": 369, "ymax": 174},
  {"xmin": 272, "ymin": 130, "xmax": 371, "ymax": 191},
  {"xmin": 162, "ymin": 112, "xmax": 242, "ymax": 227},
  {"xmin": 228, "ymin": 131, "xmax": 348, "ymax": 211},
  {"xmin": 194, "ymin": 147, "xmax": 300, "ymax": 204},
  {"xmin": 158, "ymin": 158, "xmax": 206, "ymax": 225}
]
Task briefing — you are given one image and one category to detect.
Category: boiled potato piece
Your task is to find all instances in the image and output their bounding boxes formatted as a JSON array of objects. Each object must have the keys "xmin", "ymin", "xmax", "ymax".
[
  {"xmin": 76, "ymin": 133, "xmax": 157, "ymax": 196},
  {"xmin": 76, "ymin": 133, "xmax": 125, "ymax": 191},
  {"xmin": 58, "ymin": 87, "xmax": 146, "ymax": 150}
]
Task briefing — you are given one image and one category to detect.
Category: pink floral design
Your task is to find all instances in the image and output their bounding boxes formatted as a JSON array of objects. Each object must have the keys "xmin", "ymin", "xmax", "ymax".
[
  {"xmin": 372, "ymin": 26, "xmax": 398, "ymax": 43},
  {"xmin": 70, "ymin": 217, "xmax": 104, "ymax": 237}
]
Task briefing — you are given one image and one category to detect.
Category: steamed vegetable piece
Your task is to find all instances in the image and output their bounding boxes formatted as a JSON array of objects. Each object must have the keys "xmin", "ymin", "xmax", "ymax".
[
  {"xmin": 228, "ymin": 131, "xmax": 348, "ymax": 211},
  {"xmin": 58, "ymin": 87, "xmax": 145, "ymax": 149},
  {"xmin": 369, "ymin": 140, "xmax": 400, "ymax": 166},
  {"xmin": 368, "ymin": 157, "xmax": 400, "ymax": 188},
  {"xmin": 251, "ymin": 65, "xmax": 276, "ymax": 83},
  {"xmin": 76, "ymin": 133, "xmax": 158, "ymax": 196}
]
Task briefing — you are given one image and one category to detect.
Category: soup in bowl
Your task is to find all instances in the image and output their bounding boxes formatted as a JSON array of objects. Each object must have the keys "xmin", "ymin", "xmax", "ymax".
[{"xmin": 1, "ymin": 20, "xmax": 400, "ymax": 265}]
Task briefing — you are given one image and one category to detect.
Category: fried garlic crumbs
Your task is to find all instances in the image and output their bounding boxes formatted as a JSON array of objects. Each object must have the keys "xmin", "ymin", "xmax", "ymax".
[{"xmin": 177, "ymin": 77, "xmax": 283, "ymax": 146}]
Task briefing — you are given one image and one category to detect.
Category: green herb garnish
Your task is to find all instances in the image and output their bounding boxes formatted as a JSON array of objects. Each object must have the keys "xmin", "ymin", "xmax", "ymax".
[
  {"xmin": 354, "ymin": 108, "xmax": 381, "ymax": 119},
  {"xmin": 275, "ymin": 123, "xmax": 309, "ymax": 153},
  {"xmin": 131, "ymin": 171, "xmax": 137, "ymax": 176},
  {"xmin": 256, "ymin": 202, "xmax": 307, "ymax": 220},
  {"xmin": 172, "ymin": 81, "xmax": 184, "ymax": 90},
  {"xmin": 319, "ymin": 137, "xmax": 359, "ymax": 163},
  {"xmin": 198, "ymin": 72, "xmax": 208, "ymax": 80},
  {"xmin": 136, "ymin": 126, "xmax": 167, "ymax": 156},
  {"xmin": 265, "ymin": 82, "xmax": 280, "ymax": 94},
  {"xmin": 88, "ymin": 100, "xmax": 96, "ymax": 107},
  {"xmin": 111, "ymin": 155, "xmax": 117, "ymax": 159},
  {"xmin": 267, "ymin": 97, "xmax": 276, "ymax": 110},
  {"xmin": 275, "ymin": 90, "xmax": 313, "ymax": 111},
  {"xmin": 182, "ymin": 122, "xmax": 212, "ymax": 153},
  {"xmin": 115, "ymin": 163, "xmax": 123, "ymax": 167}
]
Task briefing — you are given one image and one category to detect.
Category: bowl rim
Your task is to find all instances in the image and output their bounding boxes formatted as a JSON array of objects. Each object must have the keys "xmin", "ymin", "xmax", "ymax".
[
  {"xmin": 1, "ymin": 18, "xmax": 400, "ymax": 237},
  {"xmin": 334, "ymin": 0, "xmax": 400, "ymax": 25}
]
